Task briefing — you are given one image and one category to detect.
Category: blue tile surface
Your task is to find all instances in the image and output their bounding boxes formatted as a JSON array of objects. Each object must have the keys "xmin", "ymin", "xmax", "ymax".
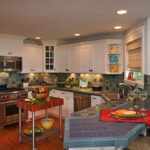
[{"xmin": 64, "ymin": 115, "xmax": 147, "ymax": 148}]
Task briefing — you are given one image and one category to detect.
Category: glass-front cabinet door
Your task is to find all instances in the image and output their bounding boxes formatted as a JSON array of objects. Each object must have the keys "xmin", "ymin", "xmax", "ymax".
[{"xmin": 44, "ymin": 45, "xmax": 56, "ymax": 72}]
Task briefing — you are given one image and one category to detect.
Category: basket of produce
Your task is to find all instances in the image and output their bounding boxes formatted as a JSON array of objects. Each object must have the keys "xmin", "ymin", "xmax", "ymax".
[{"xmin": 32, "ymin": 87, "xmax": 49, "ymax": 100}]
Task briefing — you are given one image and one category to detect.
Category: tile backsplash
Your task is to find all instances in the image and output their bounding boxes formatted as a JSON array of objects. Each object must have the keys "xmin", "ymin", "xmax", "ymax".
[{"xmin": 0, "ymin": 72, "xmax": 123, "ymax": 92}]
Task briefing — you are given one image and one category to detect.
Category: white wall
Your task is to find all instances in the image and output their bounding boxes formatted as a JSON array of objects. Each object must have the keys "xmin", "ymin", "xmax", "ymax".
[{"xmin": 124, "ymin": 17, "xmax": 150, "ymax": 75}]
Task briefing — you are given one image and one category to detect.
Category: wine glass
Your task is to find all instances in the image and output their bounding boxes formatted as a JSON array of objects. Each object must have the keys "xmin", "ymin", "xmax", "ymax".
[
  {"xmin": 128, "ymin": 91, "xmax": 134, "ymax": 110},
  {"xmin": 139, "ymin": 90, "xmax": 147, "ymax": 110}
]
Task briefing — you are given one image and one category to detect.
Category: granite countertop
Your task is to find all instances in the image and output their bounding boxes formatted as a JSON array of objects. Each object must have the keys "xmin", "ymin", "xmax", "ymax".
[{"xmin": 25, "ymin": 85, "xmax": 125, "ymax": 101}]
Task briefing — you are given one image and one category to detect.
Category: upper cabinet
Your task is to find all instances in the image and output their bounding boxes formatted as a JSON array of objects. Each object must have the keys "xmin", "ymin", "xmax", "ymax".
[
  {"xmin": 22, "ymin": 44, "xmax": 43, "ymax": 73},
  {"xmin": 124, "ymin": 27, "xmax": 144, "ymax": 87},
  {"xmin": 57, "ymin": 39, "xmax": 123, "ymax": 74},
  {"xmin": 43, "ymin": 41, "xmax": 57, "ymax": 72},
  {"xmin": 0, "ymin": 34, "xmax": 24, "ymax": 57},
  {"xmin": 57, "ymin": 44, "xmax": 71, "ymax": 72}
]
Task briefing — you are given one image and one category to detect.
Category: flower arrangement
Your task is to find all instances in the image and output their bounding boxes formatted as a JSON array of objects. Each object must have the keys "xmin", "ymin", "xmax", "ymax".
[{"xmin": 67, "ymin": 76, "xmax": 76, "ymax": 87}]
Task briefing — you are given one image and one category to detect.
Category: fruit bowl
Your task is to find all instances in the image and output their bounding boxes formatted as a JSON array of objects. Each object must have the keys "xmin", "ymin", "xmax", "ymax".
[
  {"xmin": 41, "ymin": 118, "xmax": 54, "ymax": 130},
  {"xmin": 32, "ymin": 92, "xmax": 49, "ymax": 100}
]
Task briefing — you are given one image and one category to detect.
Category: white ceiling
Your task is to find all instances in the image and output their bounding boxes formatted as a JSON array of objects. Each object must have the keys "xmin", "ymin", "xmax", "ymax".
[{"xmin": 0, "ymin": 0, "xmax": 150, "ymax": 40}]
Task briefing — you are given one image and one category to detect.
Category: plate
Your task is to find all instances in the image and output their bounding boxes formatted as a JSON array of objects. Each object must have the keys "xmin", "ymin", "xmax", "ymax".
[
  {"xmin": 109, "ymin": 112, "xmax": 146, "ymax": 120},
  {"xmin": 24, "ymin": 126, "xmax": 44, "ymax": 136}
]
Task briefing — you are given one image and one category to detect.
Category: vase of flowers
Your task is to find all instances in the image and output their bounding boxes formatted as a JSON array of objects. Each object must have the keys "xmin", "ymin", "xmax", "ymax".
[{"xmin": 67, "ymin": 77, "xmax": 76, "ymax": 88}]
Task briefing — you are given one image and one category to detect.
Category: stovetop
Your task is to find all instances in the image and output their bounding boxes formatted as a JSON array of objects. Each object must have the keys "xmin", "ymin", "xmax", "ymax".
[
  {"xmin": 0, "ymin": 88, "xmax": 24, "ymax": 93},
  {"xmin": 0, "ymin": 88, "xmax": 27, "ymax": 102}
]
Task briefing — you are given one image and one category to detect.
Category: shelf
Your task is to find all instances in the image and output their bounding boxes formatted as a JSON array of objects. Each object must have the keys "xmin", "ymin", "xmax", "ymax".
[
  {"xmin": 108, "ymin": 62, "xmax": 122, "ymax": 65},
  {"xmin": 22, "ymin": 127, "xmax": 60, "ymax": 142},
  {"xmin": 108, "ymin": 53, "xmax": 121, "ymax": 55},
  {"xmin": 105, "ymin": 72, "xmax": 122, "ymax": 74}
]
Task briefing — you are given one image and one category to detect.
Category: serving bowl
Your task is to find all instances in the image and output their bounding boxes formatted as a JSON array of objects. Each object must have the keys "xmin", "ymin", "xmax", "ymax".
[{"xmin": 41, "ymin": 118, "xmax": 54, "ymax": 130}]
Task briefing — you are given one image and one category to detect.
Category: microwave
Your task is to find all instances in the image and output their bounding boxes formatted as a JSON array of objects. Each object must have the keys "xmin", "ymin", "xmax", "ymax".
[{"xmin": 0, "ymin": 56, "xmax": 22, "ymax": 72}]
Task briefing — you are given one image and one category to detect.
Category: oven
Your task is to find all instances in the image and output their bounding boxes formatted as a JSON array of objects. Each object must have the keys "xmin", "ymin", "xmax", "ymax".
[{"xmin": 0, "ymin": 89, "xmax": 28, "ymax": 129}]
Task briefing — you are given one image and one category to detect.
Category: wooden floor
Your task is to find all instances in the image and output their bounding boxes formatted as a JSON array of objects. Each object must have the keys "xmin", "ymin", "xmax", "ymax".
[
  {"xmin": 0, "ymin": 116, "xmax": 68, "ymax": 150},
  {"xmin": 1, "ymin": 116, "xmax": 150, "ymax": 150}
]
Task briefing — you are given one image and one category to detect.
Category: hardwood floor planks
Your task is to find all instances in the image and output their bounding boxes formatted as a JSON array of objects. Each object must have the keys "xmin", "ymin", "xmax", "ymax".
[{"xmin": 0, "ymin": 116, "xmax": 67, "ymax": 150}]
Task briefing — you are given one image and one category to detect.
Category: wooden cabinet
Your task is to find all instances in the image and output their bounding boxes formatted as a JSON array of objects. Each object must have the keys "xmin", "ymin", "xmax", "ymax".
[
  {"xmin": 91, "ymin": 95, "xmax": 105, "ymax": 107},
  {"xmin": 74, "ymin": 94, "xmax": 91, "ymax": 112},
  {"xmin": 22, "ymin": 44, "xmax": 43, "ymax": 73},
  {"xmin": 0, "ymin": 34, "xmax": 23, "ymax": 57}
]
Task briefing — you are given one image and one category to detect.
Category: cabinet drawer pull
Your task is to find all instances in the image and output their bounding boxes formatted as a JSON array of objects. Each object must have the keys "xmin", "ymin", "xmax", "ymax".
[{"xmin": 92, "ymin": 98, "xmax": 96, "ymax": 99}]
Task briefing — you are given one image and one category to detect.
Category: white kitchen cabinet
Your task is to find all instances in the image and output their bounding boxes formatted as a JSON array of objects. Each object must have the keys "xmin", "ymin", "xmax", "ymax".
[
  {"xmin": 0, "ymin": 34, "xmax": 24, "ymax": 57},
  {"xmin": 69, "ymin": 45, "xmax": 81, "ymax": 73},
  {"xmin": 80, "ymin": 44, "xmax": 93, "ymax": 73},
  {"xmin": 91, "ymin": 95, "xmax": 105, "ymax": 107},
  {"xmin": 93, "ymin": 42, "xmax": 106, "ymax": 73},
  {"xmin": 22, "ymin": 44, "xmax": 43, "ymax": 73},
  {"xmin": 57, "ymin": 39, "xmax": 123, "ymax": 74},
  {"xmin": 57, "ymin": 45, "xmax": 70, "ymax": 72},
  {"xmin": 49, "ymin": 90, "xmax": 74, "ymax": 118}
]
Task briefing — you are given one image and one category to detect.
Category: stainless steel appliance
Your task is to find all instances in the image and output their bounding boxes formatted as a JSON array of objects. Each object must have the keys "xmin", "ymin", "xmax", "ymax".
[
  {"xmin": 0, "ymin": 88, "xmax": 28, "ymax": 129},
  {"xmin": 0, "ymin": 56, "xmax": 22, "ymax": 72}
]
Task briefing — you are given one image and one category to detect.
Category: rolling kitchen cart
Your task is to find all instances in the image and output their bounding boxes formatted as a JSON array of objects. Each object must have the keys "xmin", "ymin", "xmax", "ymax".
[{"xmin": 17, "ymin": 97, "xmax": 64, "ymax": 150}]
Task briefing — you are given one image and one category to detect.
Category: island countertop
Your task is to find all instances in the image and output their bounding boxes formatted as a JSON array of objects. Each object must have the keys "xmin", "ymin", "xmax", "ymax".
[{"xmin": 64, "ymin": 98, "xmax": 150, "ymax": 149}]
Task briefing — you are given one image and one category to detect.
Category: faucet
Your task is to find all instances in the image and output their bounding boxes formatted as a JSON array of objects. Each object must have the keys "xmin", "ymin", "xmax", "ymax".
[{"xmin": 119, "ymin": 83, "xmax": 132, "ymax": 95}]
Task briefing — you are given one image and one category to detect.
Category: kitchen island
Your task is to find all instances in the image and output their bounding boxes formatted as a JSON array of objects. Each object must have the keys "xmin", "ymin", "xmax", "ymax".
[{"xmin": 64, "ymin": 98, "xmax": 150, "ymax": 150}]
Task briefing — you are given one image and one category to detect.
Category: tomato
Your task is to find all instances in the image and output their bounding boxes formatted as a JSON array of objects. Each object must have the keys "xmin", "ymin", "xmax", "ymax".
[{"xmin": 44, "ymin": 89, "xmax": 49, "ymax": 93}]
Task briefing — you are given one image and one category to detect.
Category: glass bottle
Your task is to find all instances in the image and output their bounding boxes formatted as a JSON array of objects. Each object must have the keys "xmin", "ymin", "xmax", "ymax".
[{"xmin": 132, "ymin": 83, "xmax": 141, "ymax": 109}]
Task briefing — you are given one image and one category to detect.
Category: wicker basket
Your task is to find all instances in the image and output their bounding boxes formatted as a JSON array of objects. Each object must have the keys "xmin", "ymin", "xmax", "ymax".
[{"xmin": 32, "ymin": 92, "xmax": 49, "ymax": 100}]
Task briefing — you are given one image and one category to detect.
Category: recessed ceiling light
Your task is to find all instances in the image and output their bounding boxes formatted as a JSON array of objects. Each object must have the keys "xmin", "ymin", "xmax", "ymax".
[
  {"xmin": 114, "ymin": 26, "xmax": 122, "ymax": 30},
  {"xmin": 74, "ymin": 33, "xmax": 80, "ymax": 36},
  {"xmin": 35, "ymin": 37, "xmax": 40, "ymax": 39},
  {"xmin": 117, "ymin": 10, "xmax": 127, "ymax": 15}
]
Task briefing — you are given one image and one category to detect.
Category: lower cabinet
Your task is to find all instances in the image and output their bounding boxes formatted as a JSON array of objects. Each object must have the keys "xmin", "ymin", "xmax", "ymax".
[
  {"xmin": 49, "ymin": 90, "xmax": 74, "ymax": 119},
  {"xmin": 91, "ymin": 95, "xmax": 105, "ymax": 107},
  {"xmin": 74, "ymin": 94, "xmax": 91, "ymax": 112}
]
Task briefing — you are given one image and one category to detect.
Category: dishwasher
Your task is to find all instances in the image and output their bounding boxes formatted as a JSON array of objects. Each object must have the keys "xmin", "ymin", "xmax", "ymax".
[{"xmin": 74, "ymin": 93, "xmax": 91, "ymax": 112}]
